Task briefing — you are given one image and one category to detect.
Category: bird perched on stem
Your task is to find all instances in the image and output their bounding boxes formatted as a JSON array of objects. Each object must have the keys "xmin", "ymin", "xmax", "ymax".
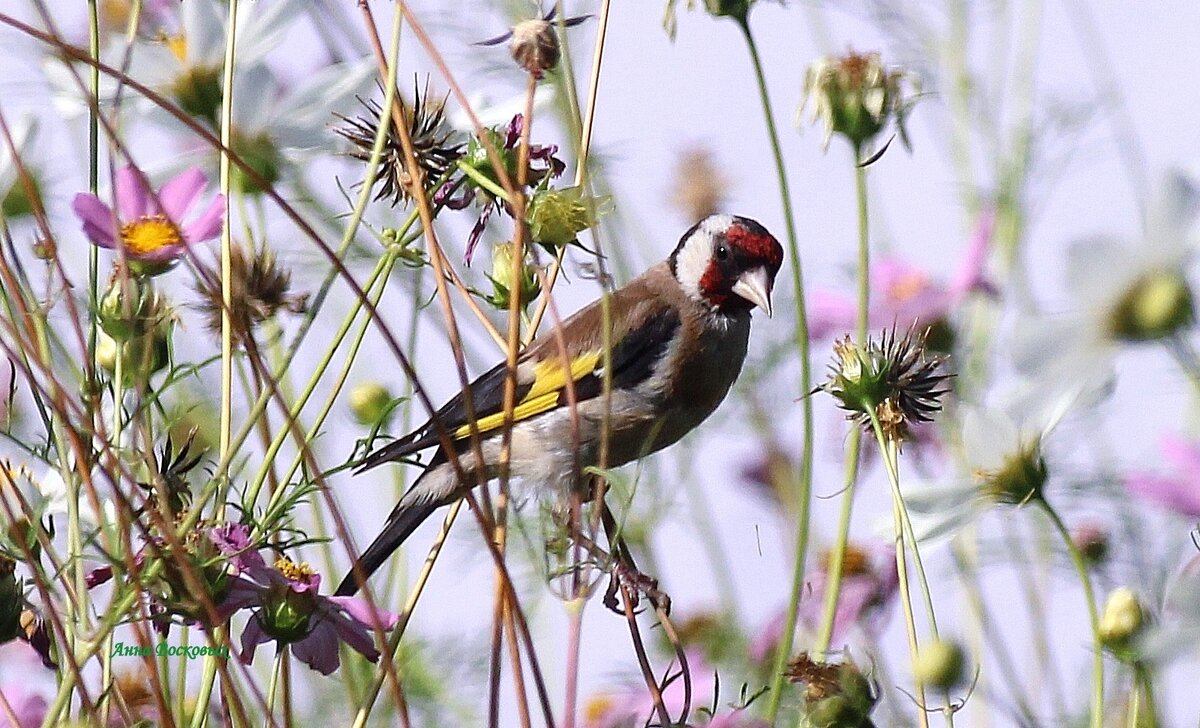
[{"xmin": 336, "ymin": 214, "xmax": 784, "ymax": 596}]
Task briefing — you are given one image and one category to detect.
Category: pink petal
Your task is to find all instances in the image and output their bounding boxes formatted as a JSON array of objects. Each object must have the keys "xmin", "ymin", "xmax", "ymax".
[
  {"xmin": 158, "ymin": 167, "xmax": 208, "ymax": 220},
  {"xmin": 328, "ymin": 595, "xmax": 399, "ymax": 630},
  {"xmin": 324, "ymin": 609, "xmax": 380, "ymax": 662},
  {"xmin": 807, "ymin": 291, "xmax": 856, "ymax": 339},
  {"xmin": 182, "ymin": 194, "xmax": 225, "ymax": 244},
  {"xmin": 292, "ymin": 623, "xmax": 341, "ymax": 675},
  {"xmin": 1127, "ymin": 473, "xmax": 1200, "ymax": 518},
  {"xmin": 947, "ymin": 209, "xmax": 995, "ymax": 299},
  {"xmin": 115, "ymin": 165, "xmax": 150, "ymax": 220},
  {"xmin": 1161, "ymin": 434, "xmax": 1200, "ymax": 472},
  {"xmin": 71, "ymin": 193, "xmax": 116, "ymax": 248},
  {"xmin": 135, "ymin": 242, "xmax": 188, "ymax": 263},
  {"xmin": 238, "ymin": 615, "xmax": 271, "ymax": 666}
]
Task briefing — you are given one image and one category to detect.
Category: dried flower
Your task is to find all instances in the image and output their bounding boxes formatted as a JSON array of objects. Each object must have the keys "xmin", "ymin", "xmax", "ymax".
[
  {"xmin": 799, "ymin": 50, "xmax": 917, "ymax": 153},
  {"xmin": 196, "ymin": 245, "xmax": 306, "ymax": 344},
  {"xmin": 670, "ymin": 147, "xmax": 729, "ymax": 222},
  {"xmin": 819, "ymin": 326, "xmax": 949, "ymax": 443},
  {"xmin": 476, "ymin": 11, "xmax": 590, "ymax": 80},
  {"xmin": 335, "ymin": 80, "xmax": 464, "ymax": 207},
  {"xmin": 137, "ymin": 431, "xmax": 204, "ymax": 517},
  {"xmin": 786, "ymin": 653, "xmax": 877, "ymax": 728},
  {"xmin": 72, "ymin": 165, "xmax": 225, "ymax": 275}
]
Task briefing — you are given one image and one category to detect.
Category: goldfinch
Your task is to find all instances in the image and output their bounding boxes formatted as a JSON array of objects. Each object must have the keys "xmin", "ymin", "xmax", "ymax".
[{"xmin": 336, "ymin": 214, "xmax": 783, "ymax": 596}]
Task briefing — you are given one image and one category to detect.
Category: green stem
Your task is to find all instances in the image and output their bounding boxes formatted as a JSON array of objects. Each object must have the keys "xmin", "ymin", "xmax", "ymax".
[
  {"xmin": 733, "ymin": 17, "xmax": 815, "ymax": 725},
  {"xmin": 814, "ymin": 152, "xmax": 872, "ymax": 654},
  {"xmin": 865, "ymin": 409, "xmax": 930, "ymax": 728},
  {"xmin": 456, "ymin": 160, "xmax": 512, "ymax": 203},
  {"xmin": 1040, "ymin": 500, "xmax": 1105, "ymax": 728},
  {"xmin": 1131, "ymin": 662, "xmax": 1157, "ymax": 728}
]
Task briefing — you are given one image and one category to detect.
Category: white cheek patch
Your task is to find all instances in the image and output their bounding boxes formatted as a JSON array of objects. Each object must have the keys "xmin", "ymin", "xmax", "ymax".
[{"xmin": 675, "ymin": 214, "xmax": 734, "ymax": 300}]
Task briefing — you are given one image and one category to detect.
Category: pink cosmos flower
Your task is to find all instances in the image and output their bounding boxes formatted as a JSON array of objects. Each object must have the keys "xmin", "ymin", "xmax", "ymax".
[
  {"xmin": 71, "ymin": 165, "xmax": 224, "ymax": 265},
  {"xmin": 808, "ymin": 212, "xmax": 994, "ymax": 340},
  {"xmin": 0, "ymin": 686, "xmax": 47, "ymax": 728},
  {"xmin": 214, "ymin": 533, "xmax": 398, "ymax": 676},
  {"xmin": 582, "ymin": 651, "xmax": 716, "ymax": 728},
  {"xmin": 1126, "ymin": 435, "xmax": 1200, "ymax": 518}
]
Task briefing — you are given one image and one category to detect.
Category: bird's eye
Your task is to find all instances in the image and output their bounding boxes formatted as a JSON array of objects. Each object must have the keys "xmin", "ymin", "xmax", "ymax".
[{"xmin": 715, "ymin": 244, "xmax": 730, "ymax": 261}]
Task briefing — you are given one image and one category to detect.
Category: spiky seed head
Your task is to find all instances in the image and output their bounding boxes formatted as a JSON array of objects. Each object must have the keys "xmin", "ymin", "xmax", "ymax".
[
  {"xmin": 196, "ymin": 245, "xmax": 306, "ymax": 345},
  {"xmin": 819, "ymin": 326, "xmax": 950, "ymax": 443},
  {"xmin": 334, "ymin": 81, "xmax": 464, "ymax": 207}
]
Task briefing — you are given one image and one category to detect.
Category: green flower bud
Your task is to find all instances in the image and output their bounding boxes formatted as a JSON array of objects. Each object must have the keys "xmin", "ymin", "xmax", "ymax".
[
  {"xmin": 98, "ymin": 276, "xmax": 163, "ymax": 342},
  {"xmin": 527, "ymin": 186, "xmax": 602, "ymax": 248},
  {"xmin": 800, "ymin": 51, "xmax": 917, "ymax": 152},
  {"xmin": 349, "ymin": 382, "xmax": 395, "ymax": 426},
  {"xmin": 914, "ymin": 639, "xmax": 967, "ymax": 690},
  {"xmin": 487, "ymin": 242, "xmax": 541, "ymax": 311},
  {"xmin": 1099, "ymin": 587, "xmax": 1145, "ymax": 656},
  {"xmin": 1109, "ymin": 270, "xmax": 1194, "ymax": 342},
  {"xmin": 1, "ymin": 172, "xmax": 42, "ymax": 219}
]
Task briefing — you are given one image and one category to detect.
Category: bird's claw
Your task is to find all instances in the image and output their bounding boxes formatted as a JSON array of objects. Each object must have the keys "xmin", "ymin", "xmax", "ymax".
[{"xmin": 603, "ymin": 561, "xmax": 671, "ymax": 616}]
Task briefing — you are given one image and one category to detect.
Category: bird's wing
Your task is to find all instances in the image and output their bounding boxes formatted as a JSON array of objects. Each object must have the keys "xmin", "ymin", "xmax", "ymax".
[{"xmin": 356, "ymin": 287, "xmax": 682, "ymax": 472}]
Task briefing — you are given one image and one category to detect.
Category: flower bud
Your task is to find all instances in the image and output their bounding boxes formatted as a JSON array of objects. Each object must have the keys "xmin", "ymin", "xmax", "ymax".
[
  {"xmin": 1109, "ymin": 270, "xmax": 1194, "ymax": 342},
  {"xmin": 527, "ymin": 186, "xmax": 602, "ymax": 248},
  {"xmin": 98, "ymin": 275, "xmax": 163, "ymax": 342},
  {"xmin": 349, "ymin": 382, "xmax": 395, "ymax": 426},
  {"xmin": 488, "ymin": 242, "xmax": 541, "ymax": 311},
  {"xmin": 509, "ymin": 19, "xmax": 559, "ymax": 78},
  {"xmin": 1099, "ymin": 587, "xmax": 1145, "ymax": 654},
  {"xmin": 914, "ymin": 639, "xmax": 966, "ymax": 690},
  {"xmin": 800, "ymin": 51, "xmax": 916, "ymax": 152},
  {"xmin": 1072, "ymin": 523, "xmax": 1110, "ymax": 567},
  {"xmin": 1, "ymin": 172, "xmax": 43, "ymax": 220}
]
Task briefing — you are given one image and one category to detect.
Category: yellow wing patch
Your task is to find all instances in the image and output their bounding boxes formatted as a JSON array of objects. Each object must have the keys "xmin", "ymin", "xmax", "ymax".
[{"xmin": 453, "ymin": 350, "xmax": 602, "ymax": 439}]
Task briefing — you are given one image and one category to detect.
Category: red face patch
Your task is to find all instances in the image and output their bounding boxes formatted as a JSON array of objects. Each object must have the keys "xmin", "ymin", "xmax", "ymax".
[{"xmin": 724, "ymin": 223, "xmax": 784, "ymax": 272}]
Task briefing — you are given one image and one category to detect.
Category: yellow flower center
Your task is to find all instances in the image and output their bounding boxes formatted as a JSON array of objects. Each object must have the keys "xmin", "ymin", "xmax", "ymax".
[
  {"xmin": 119, "ymin": 215, "xmax": 183, "ymax": 256},
  {"xmin": 165, "ymin": 34, "xmax": 188, "ymax": 64},
  {"xmin": 274, "ymin": 558, "xmax": 316, "ymax": 581}
]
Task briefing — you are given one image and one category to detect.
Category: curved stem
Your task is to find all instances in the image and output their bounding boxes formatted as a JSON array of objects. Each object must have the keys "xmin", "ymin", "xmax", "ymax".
[
  {"xmin": 733, "ymin": 17, "xmax": 815, "ymax": 724},
  {"xmin": 1040, "ymin": 500, "xmax": 1105, "ymax": 728}
]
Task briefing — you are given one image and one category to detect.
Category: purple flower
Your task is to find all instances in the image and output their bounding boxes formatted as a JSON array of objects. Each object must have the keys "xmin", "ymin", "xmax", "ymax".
[
  {"xmin": 218, "ymin": 555, "xmax": 398, "ymax": 676},
  {"xmin": 1126, "ymin": 435, "xmax": 1200, "ymax": 518},
  {"xmin": 72, "ymin": 165, "xmax": 225, "ymax": 267},
  {"xmin": 808, "ymin": 212, "xmax": 994, "ymax": 340}
]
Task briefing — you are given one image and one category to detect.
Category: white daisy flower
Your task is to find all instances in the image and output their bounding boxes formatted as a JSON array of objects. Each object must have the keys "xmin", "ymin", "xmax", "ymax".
[{"xmin": 1012, "ymin": 171, "xmax": 1199, "ymax": 398}]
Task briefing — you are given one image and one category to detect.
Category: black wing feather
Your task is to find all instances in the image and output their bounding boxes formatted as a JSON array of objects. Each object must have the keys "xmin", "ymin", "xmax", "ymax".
[{"xmin": 565, "ymin": 309, "xmax": 680, "ymax": 404}]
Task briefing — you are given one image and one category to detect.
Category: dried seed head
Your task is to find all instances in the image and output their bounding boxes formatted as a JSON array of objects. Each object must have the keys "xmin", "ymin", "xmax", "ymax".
[
  {"xmin": 334, "ymin": 80, "xmax": 464, "ymax": 207},
  {"xmin": 670, "ymin": 147, "xmax": 729, "ymax": 222},
  {"xmin": 196, "ymin": 245, "xmax": 306, "ymax": 345},
  {"xmin": 510, "ymin": 19, "xmax": 560, "ymax": 78},
  {"xmin": 786, "ymin": 653, "xmax": 877, "ymax": 728},
  {"xmin": 819, "ymin": 326, "xmax": 950, "ymax": 443}
]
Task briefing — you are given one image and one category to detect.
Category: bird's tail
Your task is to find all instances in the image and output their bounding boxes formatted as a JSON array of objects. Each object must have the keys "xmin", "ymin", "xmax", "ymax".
[{"xmin": 334, "ymin": 486, "xmax": 443, "ymax": 597}]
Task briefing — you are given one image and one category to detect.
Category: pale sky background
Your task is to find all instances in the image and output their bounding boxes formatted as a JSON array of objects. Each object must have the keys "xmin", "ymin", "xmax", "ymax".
[{"xmin": 2, "ymin": 0, "xmax": 1199, "ymax": 724}]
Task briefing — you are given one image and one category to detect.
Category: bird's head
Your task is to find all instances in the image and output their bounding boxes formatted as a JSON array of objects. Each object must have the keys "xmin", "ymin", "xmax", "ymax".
[{"xmin": 669, "ymin": 214, "xmax": 784, "ymax": 317}]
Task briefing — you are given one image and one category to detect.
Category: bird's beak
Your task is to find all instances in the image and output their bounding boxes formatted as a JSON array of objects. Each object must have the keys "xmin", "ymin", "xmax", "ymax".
[{"xmin": 731, "ymin": 267, "xmax": 774, "ymax": 317}]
